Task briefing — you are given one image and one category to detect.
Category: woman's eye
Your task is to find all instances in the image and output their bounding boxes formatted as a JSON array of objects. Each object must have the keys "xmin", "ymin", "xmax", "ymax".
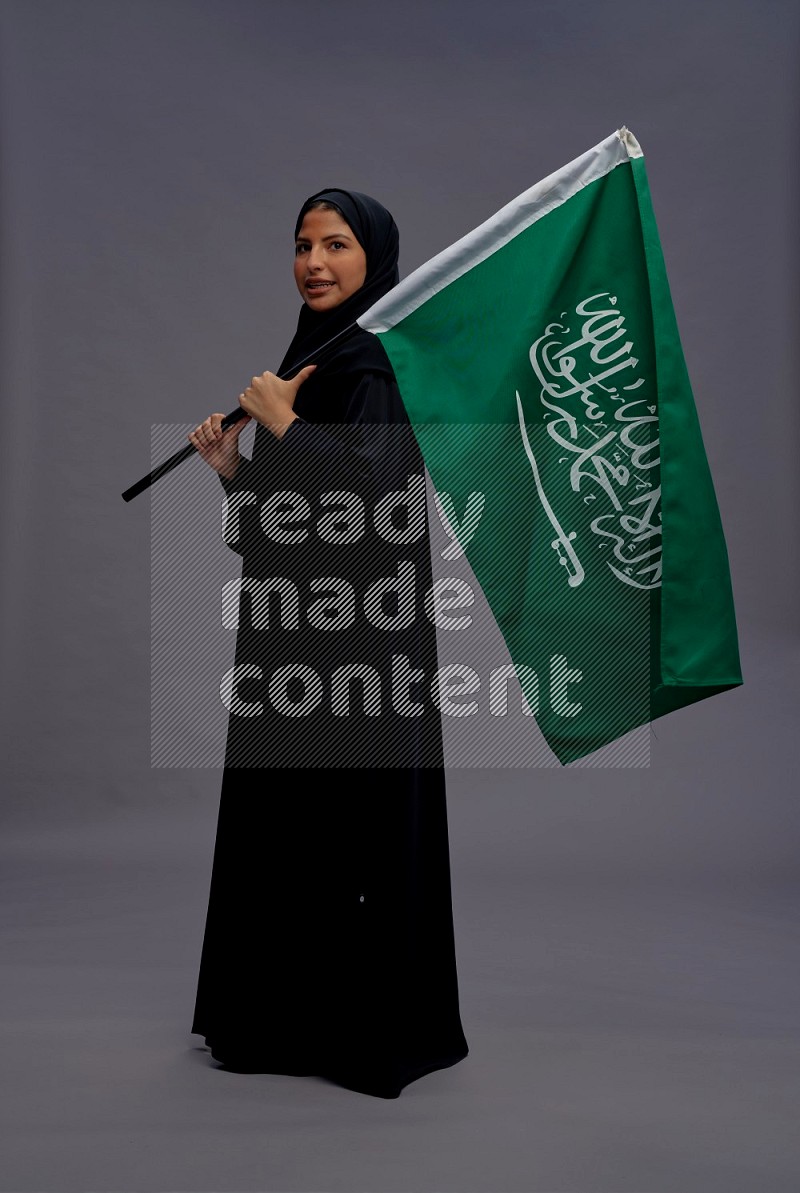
[
  {"xmin": 330, "ymin": 241, "xmax": 345, "ymax": 250},
  {"xmin": 295, "ymin": 244, "xmax": 309, "ymax": 255}
]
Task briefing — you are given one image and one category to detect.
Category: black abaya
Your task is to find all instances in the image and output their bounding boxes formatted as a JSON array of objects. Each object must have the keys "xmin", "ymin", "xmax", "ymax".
[{"xmin": 190, "ymin": 192, "xmax": 469, "ymax": 1099}]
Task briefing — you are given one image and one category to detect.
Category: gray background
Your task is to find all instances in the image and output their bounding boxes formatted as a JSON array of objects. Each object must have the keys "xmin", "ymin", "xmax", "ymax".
[{"xmin": 1, "ymin": 1, "xmax": 798, "ymax": 1190}]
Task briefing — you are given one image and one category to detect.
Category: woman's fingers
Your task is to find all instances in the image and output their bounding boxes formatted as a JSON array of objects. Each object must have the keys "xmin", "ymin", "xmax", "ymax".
[
  {"xmin": 189, "ymin": 413, "xmax": 228, "ymax": 447},
  {"xmin": 190, "ymin": 370, "xmax": 303, "ymax": 446},
  {"xmin": 231, "ymin": 411, "xmax": 252, "ymax": 436},
  {"xmin": 210, "ymin": 413, "xmax": 228, "ymax": 439}
]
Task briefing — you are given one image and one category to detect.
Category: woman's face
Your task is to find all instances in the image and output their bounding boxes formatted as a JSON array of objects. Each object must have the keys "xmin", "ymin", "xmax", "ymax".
[{"xmin": 294, "ymin": 207, "xmax": 368, "ymax": 310}]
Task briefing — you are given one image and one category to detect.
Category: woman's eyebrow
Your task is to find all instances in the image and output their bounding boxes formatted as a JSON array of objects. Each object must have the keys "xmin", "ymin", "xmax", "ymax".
[{"xmin": 295, "ymin": 231, "xmax": 354, "ymax": 243}]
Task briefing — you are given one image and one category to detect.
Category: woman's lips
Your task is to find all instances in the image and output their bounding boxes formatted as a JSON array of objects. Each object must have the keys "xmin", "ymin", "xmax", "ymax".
[{"xmin": 306, "ymin": 281, "xmax": 335, "ymax": 294}]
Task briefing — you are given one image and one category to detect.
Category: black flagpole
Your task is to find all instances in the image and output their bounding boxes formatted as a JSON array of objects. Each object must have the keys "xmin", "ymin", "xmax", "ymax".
[{"xmin": 120, "ymin": 322, "xmax": 363, "ymax": 502}]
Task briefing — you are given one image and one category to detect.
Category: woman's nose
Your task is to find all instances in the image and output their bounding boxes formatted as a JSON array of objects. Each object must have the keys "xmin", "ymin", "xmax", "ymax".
[{"xmin": 306, "ymin": 245, "xmax": 324, "ymax": 270}]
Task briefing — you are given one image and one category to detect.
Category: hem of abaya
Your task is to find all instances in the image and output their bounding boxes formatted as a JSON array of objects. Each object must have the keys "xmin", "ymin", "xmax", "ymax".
[
  {"xmin": 324, "ymin": 1044, "xmax": 470, "ymax": 1100},
  {"xmin": 192, "ymin": 1028, "xmax": 469, "ymax": 1100}
]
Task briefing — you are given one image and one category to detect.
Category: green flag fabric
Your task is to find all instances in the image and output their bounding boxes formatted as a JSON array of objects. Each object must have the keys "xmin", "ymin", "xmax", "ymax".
[{"xmin": 358, "ymin": 128, "xmax": 742, "ymax": 765}]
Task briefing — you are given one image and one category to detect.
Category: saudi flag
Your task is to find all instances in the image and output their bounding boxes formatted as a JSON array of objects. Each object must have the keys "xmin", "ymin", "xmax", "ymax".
[{"xmin": 358, "ymin": 128, "xmax": 742, "ymax": 766}]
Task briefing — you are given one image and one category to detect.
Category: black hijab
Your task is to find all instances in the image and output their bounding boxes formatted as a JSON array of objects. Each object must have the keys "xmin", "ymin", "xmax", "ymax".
[{"xmin": 278, "ymin": 188, "xmax": 400, "ymax": 380}]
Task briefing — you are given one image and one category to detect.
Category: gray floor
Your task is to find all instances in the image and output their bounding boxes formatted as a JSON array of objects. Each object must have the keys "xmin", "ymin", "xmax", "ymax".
[{"xmin": 2, "ymin": 630, "xmax": 799, "ymax": 1193}]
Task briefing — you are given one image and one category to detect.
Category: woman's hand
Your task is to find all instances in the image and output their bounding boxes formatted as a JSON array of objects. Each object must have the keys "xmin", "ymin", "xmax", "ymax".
[
  {"xmin": 188, "ymin": 411, "xmax": 252, "ymax": 480},
  {"xmin": 239, "ymin": 365, "xmax": 316, "ymax": 438}
]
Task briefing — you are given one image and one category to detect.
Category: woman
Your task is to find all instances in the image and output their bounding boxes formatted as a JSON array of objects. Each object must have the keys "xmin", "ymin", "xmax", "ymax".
[{"xmin": 188, "ymin": 190, "xmax": 469, "ymax": 1099}]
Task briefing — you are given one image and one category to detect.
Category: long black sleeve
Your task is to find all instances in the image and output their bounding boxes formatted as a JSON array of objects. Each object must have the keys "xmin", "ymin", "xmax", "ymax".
[{"xmin": 218, "ymin": 373, "xmax": 422, "ymax": 562}]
